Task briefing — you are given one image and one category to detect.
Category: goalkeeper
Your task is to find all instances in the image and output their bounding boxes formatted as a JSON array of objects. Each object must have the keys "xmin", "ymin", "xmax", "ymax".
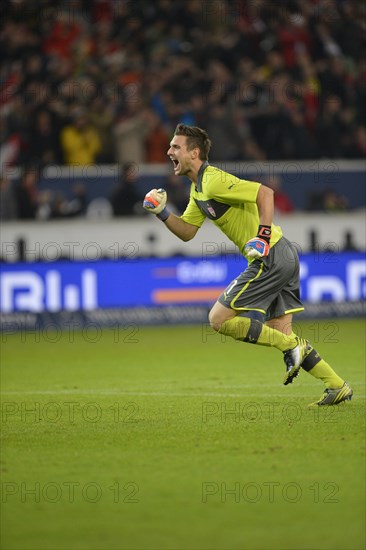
[{"xmin": 143, "ymin": 123, "xmax": 352, "ymax": 407}]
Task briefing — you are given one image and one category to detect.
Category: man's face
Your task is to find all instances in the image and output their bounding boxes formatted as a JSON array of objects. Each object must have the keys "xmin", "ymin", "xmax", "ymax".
[{"xmin": 167, "ymin": 135, "xmax": 196, "ymax": 176}]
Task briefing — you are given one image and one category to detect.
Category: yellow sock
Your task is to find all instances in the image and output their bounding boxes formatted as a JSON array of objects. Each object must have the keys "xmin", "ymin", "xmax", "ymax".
[
  {"xmin": 301, "ymin": 349, "xmax": 344, "ymax": 389},
  {"xmin": 220, "ymin": 317, "xmax": 297, "ymax": 352}
]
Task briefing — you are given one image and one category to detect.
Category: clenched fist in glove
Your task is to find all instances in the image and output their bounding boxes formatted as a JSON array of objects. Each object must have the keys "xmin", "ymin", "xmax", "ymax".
[
  {"xmin": 244, "ymin": 225, "xmax": 271, "ymax": 259},
  {"xmin": 143, "ymin": 188, "xmax": 170, "ymax": 221}
]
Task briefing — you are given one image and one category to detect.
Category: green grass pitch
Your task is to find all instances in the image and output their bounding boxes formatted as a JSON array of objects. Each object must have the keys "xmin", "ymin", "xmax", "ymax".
[{"xmin": 1, "ymin": 319, "xmax": 365, "ymax": 550}]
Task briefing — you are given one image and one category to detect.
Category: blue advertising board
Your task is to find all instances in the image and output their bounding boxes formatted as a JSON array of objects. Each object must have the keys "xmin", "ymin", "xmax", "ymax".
[{"xmin": 0, "ymin": 252, "xmax": 365, "ymax": 313}]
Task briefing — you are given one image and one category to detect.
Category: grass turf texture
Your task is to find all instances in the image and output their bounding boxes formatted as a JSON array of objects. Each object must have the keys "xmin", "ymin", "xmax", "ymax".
[{"xmin": 1, "ymin": 319, "xmax": 365, "ymax": 550}]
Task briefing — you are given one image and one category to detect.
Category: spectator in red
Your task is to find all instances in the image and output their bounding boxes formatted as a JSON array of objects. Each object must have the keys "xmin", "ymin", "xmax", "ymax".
[
  {"xmin": 266, "ymin": 176, "xmax": 294, "ymax": 214},
  {"xmin": 145, "ymin": 111, "xmax": 170, "ymax": 164},
  {"xmin": 277, "ymin": 13, "xmax": 310, "ymax": 68},
  {"xmin": 42, "ymin": 10, "xmax": 81, "ymax": 59}
]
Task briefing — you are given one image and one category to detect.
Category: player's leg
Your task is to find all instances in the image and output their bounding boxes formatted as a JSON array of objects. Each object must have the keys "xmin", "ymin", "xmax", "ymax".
[
  {"xmin": 266, "ymin": 313, "xmax": 309, "ymax": 384},
  {"xmin": 265, "ymin": 313, "xmax": 293, "ymax": 335},
  {"xmin": 213, "ymin": 234, "xmax": 352, "ymax": 405},
  {"xmin": 208, "ymin": 300, "xmax": 236, "ymax": 330},
  {"xmin": 266, "ymin": 312, "xmax": 352, "ymax": 405},
  {"xmin": 209, "ymin": 239, "xmax": 308, "ymax": 364},
  {"xmin": 263, "ymin": 238, "xmax": 352, "ymax": 402},
  {"xmin": 209, "ymin": 301, "xmax": 304, "ymax": 354}
]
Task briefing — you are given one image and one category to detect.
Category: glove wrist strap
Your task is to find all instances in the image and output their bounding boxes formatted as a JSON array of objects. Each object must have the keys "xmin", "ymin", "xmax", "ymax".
[
  {"xmin": 257, "ymin": 225, "xmax": 271, "ymax": 244},
  {"xmin": 157, "ymin": 208, "xmax": 170, "ymax": 222}
]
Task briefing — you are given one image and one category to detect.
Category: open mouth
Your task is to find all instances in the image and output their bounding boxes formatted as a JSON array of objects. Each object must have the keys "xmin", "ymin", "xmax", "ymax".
[{"xmin": 172, "ymin": 159, "xmax": 180, "ymax": 171}]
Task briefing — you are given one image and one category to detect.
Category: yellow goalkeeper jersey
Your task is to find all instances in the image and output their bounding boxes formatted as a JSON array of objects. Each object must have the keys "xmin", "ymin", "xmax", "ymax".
[{"xmin": 180, "ymin": 162, "xmax": 283, "ymax": 255}]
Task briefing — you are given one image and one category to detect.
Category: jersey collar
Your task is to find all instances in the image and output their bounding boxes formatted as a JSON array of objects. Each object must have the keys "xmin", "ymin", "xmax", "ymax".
[{"xmin": 195, "ymin": 161, "xmax": 210, "ymax": 192}]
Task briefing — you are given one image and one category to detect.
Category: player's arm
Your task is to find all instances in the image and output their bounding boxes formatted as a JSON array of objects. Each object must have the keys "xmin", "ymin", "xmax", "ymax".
[
  {"xmin": 245, "ymin": 184, "xmax": 274, "ymax": 259},
  {"xmin": 164, "ymin": 213, "xmax": 200, "ymax": 241},
  {"xmin": 143, "ymin": 188, "xmax": 202, "ymax": 242},
  {"xmin": 256, "ymin": 184, "xmax": 274, "ymax": 226}
]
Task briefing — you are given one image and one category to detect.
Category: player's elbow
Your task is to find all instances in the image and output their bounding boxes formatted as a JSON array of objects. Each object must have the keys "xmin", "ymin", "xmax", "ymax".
[
  {"xmin": 260, "ymin": 184, "xmax": 274, "ymax": 200},
  {"xmin": 257, "ymin": 184, "xmax": 274, "ymax": 212},
  {"xmin": 180, "ymin": 224, "xmax": 198, "ymax": 242},
  {"xmin": 181, "ymin": 233, "xmax": 194, "ymax": 242}
]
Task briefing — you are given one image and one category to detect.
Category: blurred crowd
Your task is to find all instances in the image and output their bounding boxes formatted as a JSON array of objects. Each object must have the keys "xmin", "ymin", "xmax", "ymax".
[{"xmin": 1, "ymin": 0, "xmax": 365, "ymax": 218}]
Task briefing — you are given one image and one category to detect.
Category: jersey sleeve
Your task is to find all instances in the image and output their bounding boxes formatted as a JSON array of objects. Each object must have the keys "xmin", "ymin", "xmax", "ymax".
[
  {"xmin": 206, "ymin": 170, "xmax": 261, "ymax": 205},
  {"xmin": 180, "ymin": 195, "xmax": 206, "ymax": 227}
]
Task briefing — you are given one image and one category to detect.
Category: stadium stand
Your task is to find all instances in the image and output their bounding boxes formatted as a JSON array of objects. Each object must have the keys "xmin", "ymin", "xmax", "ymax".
[{"xmin": 1, "ymin": 0, "xmax": 365, "ymax": 219}]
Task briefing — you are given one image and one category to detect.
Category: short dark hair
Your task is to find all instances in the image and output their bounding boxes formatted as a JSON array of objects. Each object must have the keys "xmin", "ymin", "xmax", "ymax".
[{"xmin": 174, "ymin": 124, "xmax": 211, "ymax": 160}]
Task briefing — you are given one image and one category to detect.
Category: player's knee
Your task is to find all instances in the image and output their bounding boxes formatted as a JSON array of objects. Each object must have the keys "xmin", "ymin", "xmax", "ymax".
[{"xmin": 208, "ymin": 309, "xmax": 223, "ymax": 332}]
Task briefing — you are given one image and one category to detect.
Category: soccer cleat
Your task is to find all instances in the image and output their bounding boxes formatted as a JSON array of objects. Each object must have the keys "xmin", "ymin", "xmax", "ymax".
[
  {"xmin": 309, "ymin": 382, "xmax": 353, "ymax": 406},
  {"xmin": 283, "ymin": 337, "xmax": 311, "ymax": 385}
]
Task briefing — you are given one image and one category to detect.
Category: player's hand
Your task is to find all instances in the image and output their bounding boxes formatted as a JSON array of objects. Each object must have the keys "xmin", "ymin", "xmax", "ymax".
[
  {"xmin": 143, "ymin": 188, "xmax": 167, "ymax": 214},
  {"xmin": 244, "ymin": 225, "xmax": 271, "ymax": 259},
  {"xmin": 244, "ymin": 237, "xmax": 270, "ymax": 259}
]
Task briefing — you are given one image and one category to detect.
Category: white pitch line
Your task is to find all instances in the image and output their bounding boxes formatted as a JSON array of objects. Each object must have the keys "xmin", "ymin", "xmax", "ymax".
[
  {"xmin": 0, "ymin": 390, "xmax": 296, "ymax": 398},
  {"xmin": 0, "ymin": 385, "xmax": 281, "ymax": 396},
  {"xmin": 0, "ymin": 389, "xmax": 365, "ymax": 399}
]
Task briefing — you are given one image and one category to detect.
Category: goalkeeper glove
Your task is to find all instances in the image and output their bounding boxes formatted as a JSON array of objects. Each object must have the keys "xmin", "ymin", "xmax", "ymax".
[
  {"xmin": 244, "ymin": 225, "xmax": 271, "ymax": 259},
  {"xmin": 143, "ymin": 188, "xmax": 170, "ymax": 221}
]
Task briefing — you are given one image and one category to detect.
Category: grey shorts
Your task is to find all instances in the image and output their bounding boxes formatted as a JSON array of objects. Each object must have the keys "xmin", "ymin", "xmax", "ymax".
[{"xmin": 218, "ymin": 237, "xmax": 304, "ymax": 321}]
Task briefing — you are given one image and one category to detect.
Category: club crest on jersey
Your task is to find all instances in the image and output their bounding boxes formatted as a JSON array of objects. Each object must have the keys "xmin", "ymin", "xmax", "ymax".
[{"xmin": 207, "ymin": 204, "xmax": 216, "ymax": 217}]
